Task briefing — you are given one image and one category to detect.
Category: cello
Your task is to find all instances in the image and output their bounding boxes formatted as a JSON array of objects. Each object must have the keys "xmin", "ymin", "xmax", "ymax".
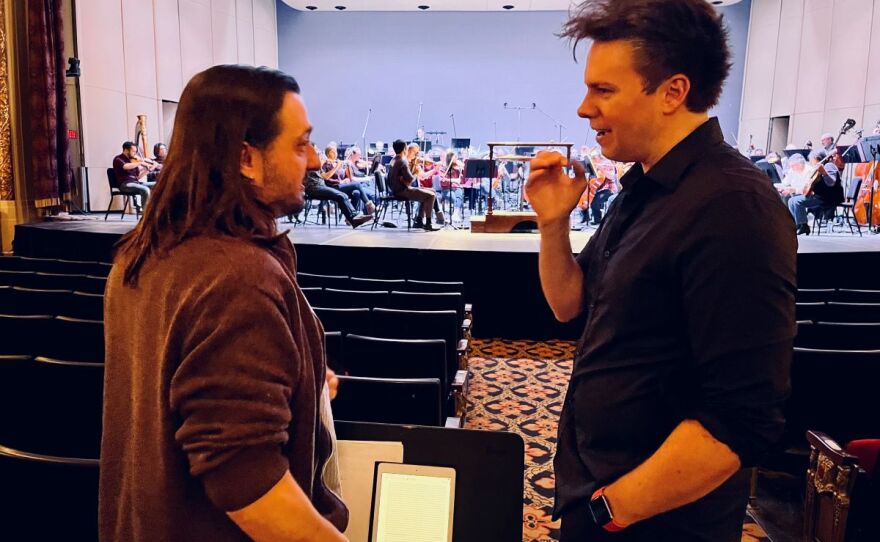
[{"xmin": 854, "ymin": 120, "xmax": 880, "ymax": 229}]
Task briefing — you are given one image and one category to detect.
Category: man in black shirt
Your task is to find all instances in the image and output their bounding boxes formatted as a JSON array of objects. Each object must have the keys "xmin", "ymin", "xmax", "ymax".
[{"xmin": 527, "ymin": 1, "xmax": 797, "ymax": 540}]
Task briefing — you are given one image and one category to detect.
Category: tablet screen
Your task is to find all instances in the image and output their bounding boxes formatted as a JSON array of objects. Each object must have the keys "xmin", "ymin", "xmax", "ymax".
[{"xmin": 370, "ymin": 463, "xmax": 455, "ymax": 542}]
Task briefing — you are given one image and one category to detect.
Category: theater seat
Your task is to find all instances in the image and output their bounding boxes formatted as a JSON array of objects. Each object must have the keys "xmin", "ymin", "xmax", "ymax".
[{"xmin": 331, "ymin": 375, "xmax": 444, "ymax": 426}]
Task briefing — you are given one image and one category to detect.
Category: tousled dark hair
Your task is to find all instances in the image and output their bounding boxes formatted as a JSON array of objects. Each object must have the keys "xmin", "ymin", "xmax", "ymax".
[
  {"xmin": 392, "ymin": 139, "xmax": 406, "ymax": 154},
  {"xmin": 115, "ymin": 65, "xmax": 301, "ymax": 286},
  {"xmin": 561, "ymin": 0, "xmax": 732, "ymax": 112},
  {"xmin": 122, "ymin": 141, "xmax": 136, "ymax": 151}
]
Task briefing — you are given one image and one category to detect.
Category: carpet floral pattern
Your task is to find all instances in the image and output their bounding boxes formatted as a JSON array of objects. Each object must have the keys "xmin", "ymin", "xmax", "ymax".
[{"xmin": 463, "ymin": 339, "xmax": 772, "ymax": 542}]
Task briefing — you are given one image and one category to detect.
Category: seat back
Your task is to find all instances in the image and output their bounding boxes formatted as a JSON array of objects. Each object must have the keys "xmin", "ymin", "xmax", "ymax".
[
  {"xmin": 322, "ymin": 288, "xmax": 389, "ymax": 309},
  {"xmin": 0, "ymin": 270, "xmax": 36, "ymax": 288},
  {"xmin": 43, "ymin": 316, "xmax": 105, "ymax": 363},
  {"xmin": 371, "ymin": 308, "xmax": 459, "ymax": 382},
  {"xmin": 804, "ymin": 430, "xmax": 868, "ymax": 542},
  {"xmin": 835, "ymin": 289, "xmax": 880, "ymax": 304},
  {"xmin": 845, "ymin": 178, "xmax": 862, "ymax": 201},
  {"xmin": 61, "ymin": 291, "xmax": 104, "ymax": 321},
  {"xmin": 349, "ymin": 277, "xmax": 405, "ymax": 291},
  {"xmin": 797, "ymin": 302, "xmax": 827, "ymax": 322},
  {"xmin": 31, "ymin": 272, "xmax": 87, "ymax": 291},
  {"xmin": 325, "ymin": 330, "xmax": 344, "ymax": 373},
  {"xmin": 16, "ymin": 256, "xmax": 68, "ymax": 273},
  {"xmin": 56, "ymin": 259, "xmax": 109, "ymax": 277},
  {"xmin": 821, "ymin": 302, "xmax": 880, "ymax": 323},
  {"xmin": 0, "ymin": 255, "xmax": 23, "ymax": 271},
  {"xmin": 343, "ymin": 334, "xmax": 448, "ymax": 391},
  {"xmin": 797, "ymin": 289, "xmax": 836, "ymax": 304},
  {"xmin": 0, "ymin": 314, "xmax": 54, "ymax": 355},
  {"xmin": 296, "ymin": 272, "xmax": 349, "ymax": 289},
  {"xmin": 0, "ymin": 287, "xmax": 72, "ymax": 316},
  {"xmin": 388, "ymin": 291, "xmax": 464, "ymax": 321},
  {"xmin": 795, "ymin": 322, "xmax": 880, "ymax": 350},
  {"xmin": 0, "ymin": 356, "xmax": 103, "ymax": 457},
  {"xmin": 405, "ymin": 279, "xmax": 465, "ymax": 295},
  {"xmin": 313, "ymin": 307, "xmax": 371, "ymax": 337},
  {"xmin": 0, "ymin": 446, "xmax": 99, "ymax": 540},
  {"xmin": 332, "ymin": 375, "xmax": 443, "ymax": 426},
  {"xmin": 106, "ymin": 166, "xmax": 118, "ymax": 190}
]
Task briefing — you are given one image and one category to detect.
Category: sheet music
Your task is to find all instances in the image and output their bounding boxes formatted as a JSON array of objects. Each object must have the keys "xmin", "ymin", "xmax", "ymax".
[
  {"xmin": 374, "ymin": 472, "xmax": 452, "ymax": 542},
  {"xmin": 338, "ymin": 440, "xmax": 404, "ymax": 542}
]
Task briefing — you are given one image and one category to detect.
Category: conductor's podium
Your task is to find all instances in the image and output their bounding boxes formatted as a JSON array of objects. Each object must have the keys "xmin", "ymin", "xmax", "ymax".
[{"xmin": 470, "ymin": 211, "xmax": 539, "ymax": 233}]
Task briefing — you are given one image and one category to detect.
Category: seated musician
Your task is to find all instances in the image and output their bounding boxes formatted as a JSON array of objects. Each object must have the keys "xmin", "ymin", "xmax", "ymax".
[
  {"xmin": 147, "ymin": 142, "xmax": 167, "ymax": 183},
  {"xmin": 387, "ymin": 139, "xmax": 439, "ymax": 231},
  {"xmin": 405, "ymin": 143, "xmax": 445, "ymax": 224},
  {"xmin": 820, "ymin": 132, "xmax": 835, "ymax": 154},
  {"xmin": 112, "ymin": 141, "xmax": 157, "ymax": 209},
  {"xmin": 302, "ymin": 144, "xmax": 372, "ymax": 228},
  {"xmin": 342, "ymin": 146, "xmax": 378, "ymax": 205},
  {"xmin": 775, "ymin": 153, "xmax": 808, "ymax": 203},
  {"xmin": 586, "ymin": 158, "xmax": 620, "ymax": 225},
  {"xmin": 321, "ymin": 144, "xmax": 373, "ymax": 215},
  {"xmin": 787, "ymin": 150, "xmax": 843, "ymax": 235},
  {"xmin": 441, "ymin": 148, "xmax": 465, "ymax": 222}
]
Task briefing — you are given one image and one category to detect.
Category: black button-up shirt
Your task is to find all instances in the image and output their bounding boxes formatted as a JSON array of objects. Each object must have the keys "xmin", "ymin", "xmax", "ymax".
[{"xmin": 553, "ymin": 119, "xmax": 797, "ymax": 531}]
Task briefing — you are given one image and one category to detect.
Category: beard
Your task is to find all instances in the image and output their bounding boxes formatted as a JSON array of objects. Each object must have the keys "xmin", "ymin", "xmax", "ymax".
[{"xmin": 262, "ymin": 161, "xmax": 306, "ymax": 218}]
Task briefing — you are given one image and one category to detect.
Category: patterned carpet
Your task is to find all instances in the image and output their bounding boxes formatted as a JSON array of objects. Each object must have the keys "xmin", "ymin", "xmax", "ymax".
[{"xmin": 463, "ymin": 339, "xmax": 772, "ymax": 542}]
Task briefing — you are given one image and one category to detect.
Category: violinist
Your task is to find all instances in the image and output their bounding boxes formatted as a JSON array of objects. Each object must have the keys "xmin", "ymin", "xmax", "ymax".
[
  {"xmin": 441, "ymin": 149, "xmax": 465, "ymax": 222},
  {"xmin": 342, "ymin": 146, "xmax": 378, "ymax": 209},
  {"xmin": 387, "ymin": 139, "xmax": 439, "ymax": 231},
  {"xmin": 405, "ymin": 143, "xmax": 445, "ymax": 224},
  {"xmin": 147, "ymin": 142, "xmax": 167, "ymax": 183},
  {"xmin": 787, "ymin": 150, "xmax": 843, "ymax": 235},
  {"xmin": 321, "ymin": 144, "xmax": 372, "ymax": 215},
  {"xmin": 112, "ymin": 141, "xmax": 156, "ymax": 209}
]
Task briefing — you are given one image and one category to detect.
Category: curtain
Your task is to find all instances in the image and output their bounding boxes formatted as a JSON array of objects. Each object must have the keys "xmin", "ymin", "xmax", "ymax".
[{"xmin": 27, "ymin": 0, "xmax": 71, "ymax": 208}]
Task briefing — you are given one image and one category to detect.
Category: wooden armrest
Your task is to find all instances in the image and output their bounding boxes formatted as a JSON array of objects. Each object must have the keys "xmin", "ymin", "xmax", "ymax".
[
  {"xmin": 450, "ymin": 370, "xmax": 470, "ymax": 419},
  {"xmin": 452, "ymin": 369, "xmax": 469, "ymax": 389},
  {"xmin": 444, "ymin": 416, "xmax": 462, "ymax": 428},
  {"xmin": 456, "ymin": 340, "xmax": 469, "ymax": 370},
  {"xmin": 461, "ymin": 318, "xmax": 472, "ymax": 331},
  {"xmin": 464, "ymin": 303, "xmax": 472, "ymax": 313}
]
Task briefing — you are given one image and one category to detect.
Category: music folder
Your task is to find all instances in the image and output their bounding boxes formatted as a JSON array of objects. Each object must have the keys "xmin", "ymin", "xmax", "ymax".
[{"xmin": 369, "ymin": 463, "xmax": 456, "ymax": 542}]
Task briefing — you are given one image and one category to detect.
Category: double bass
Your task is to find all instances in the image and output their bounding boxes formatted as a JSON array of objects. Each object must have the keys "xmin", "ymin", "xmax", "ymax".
[{"xmin": 854, "ymin": 120, "xmax": 880, "ymax": 228}]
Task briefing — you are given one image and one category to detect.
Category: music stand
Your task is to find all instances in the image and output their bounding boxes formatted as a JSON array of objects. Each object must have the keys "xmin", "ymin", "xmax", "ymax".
[
  {"xmin": 451, "ymin": 138, "xmax": 470, "ymax": 150},
  {"xmin": 784, "ymin": 148, "xmax": 811, "ymax": 160},
  {"xmin": 837, "ymin": 144, "xmax": 865, "ymax": 164},
  {"xmin": 465, "ymin": 159, "xmax": 496, "ymax": 215},
  {"xmin": 514, "ymin": 146, "xmax": 535, "ymax": 156},
  {"xmin": 411, "ymin": 139, "xmax": 432, "ymax": 153}
]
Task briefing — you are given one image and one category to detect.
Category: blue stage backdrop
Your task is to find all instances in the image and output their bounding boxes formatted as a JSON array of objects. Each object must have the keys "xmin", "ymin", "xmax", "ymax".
[{"xmin": 277, "ymin": 1, "xmax": 750, "ymax": 152}]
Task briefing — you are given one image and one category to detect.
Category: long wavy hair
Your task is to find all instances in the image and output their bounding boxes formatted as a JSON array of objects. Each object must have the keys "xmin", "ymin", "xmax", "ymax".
[{"xmin": 115, "ymin": 65, "xmax": 300, "ymax": 286}]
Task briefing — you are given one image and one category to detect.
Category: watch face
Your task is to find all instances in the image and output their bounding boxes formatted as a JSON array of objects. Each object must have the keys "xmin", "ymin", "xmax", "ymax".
[{"xmin": 588, "ymin": 494, "xmax": 613, "ymax": 526}]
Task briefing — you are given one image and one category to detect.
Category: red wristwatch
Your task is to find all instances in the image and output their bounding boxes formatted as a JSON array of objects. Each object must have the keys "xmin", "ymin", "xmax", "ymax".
[{"xmin": 589, "ymin": 486, "xmax": 628, "ymax": 532}]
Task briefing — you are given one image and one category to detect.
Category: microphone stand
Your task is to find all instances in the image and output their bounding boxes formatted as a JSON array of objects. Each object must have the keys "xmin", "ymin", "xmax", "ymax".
[
  {"xmin": 360, "ymin": 108, "xmax": 371, "ymax": 160},
  {"xmin": 450, "ymin": 114, "xmax": 457, "ymax": 138},
  {"xmin": 415, "ymin": 103, "xmax": 425, "ymax": 152},
  {"xmin": 503, "ymin": 102, "xmax": 535, "ymax": 142},
  {"xmin": 534, "ymin": 103, "xmax": 566, "ymax": 142}
]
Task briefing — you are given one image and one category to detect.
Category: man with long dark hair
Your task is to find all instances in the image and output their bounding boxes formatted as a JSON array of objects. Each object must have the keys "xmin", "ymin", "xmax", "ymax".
[
  {"xmin": 527, "ymin": 1, "xmax": 796, "ymax": 540},
  {"xmin": 100, "ymin": 65, "xmax": 348, "ymax": 541}
]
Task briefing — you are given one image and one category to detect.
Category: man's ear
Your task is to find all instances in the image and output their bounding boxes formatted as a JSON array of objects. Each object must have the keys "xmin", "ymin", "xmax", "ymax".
[
  {"xmin": 660, "ymin": 73, "xmax": 692, "ymax": 115},
  {"xmin": 240, "ymin": 142, "xmax": 262, "ymax": 185}
]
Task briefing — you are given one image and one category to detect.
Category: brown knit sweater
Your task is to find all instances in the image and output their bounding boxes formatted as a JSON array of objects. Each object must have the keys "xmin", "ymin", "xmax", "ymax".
[{"xmin": 100, "ymin": 235, "xmax": 347, "ymax": 541}]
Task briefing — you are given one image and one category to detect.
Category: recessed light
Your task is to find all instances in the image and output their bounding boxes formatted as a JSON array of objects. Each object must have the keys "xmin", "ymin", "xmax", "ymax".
[
  {"xmin": 502, "ymin": 4, "xmax": 515, "ymax": 9},
  {"xmin": 305, "ymin": 5, "xmax": 317, "ymax": 9},
  {"xmin": 418, "ymin": 4, "xmax": 430, "ymax": 9},
  {"xmin": 334, "ymin": 5, "xmax": 346, "ymax": 10}
]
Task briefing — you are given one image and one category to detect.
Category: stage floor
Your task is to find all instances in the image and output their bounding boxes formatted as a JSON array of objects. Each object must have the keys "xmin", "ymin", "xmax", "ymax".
[{"xmin": 12, "ymin": 216, "xmax": 880, "ymax": 255}]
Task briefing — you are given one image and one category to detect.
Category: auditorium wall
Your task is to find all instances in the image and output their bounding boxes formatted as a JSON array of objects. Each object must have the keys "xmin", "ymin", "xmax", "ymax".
[
  {"xmin": 75, "ymin": 0, "xmax": 279, "ymax": 212},
  {"xmin": 276, "ymin": 1, "xmax": 752, "ymax": 152},
  {"xmin": 738, "ymin": 0, "xmax": 880, "ymax": 155}
]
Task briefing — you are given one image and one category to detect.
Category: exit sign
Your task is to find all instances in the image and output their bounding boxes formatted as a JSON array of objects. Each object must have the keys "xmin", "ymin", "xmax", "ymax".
[{"xmin": 67, "ymin": 129, "xmax": 77, "ymax": 139}]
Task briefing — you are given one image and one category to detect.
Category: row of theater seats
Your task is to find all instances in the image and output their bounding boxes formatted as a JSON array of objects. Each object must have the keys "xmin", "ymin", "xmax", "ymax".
[
  {"xmin": 298, "ymin": 272, "xmax": 473, "ymax": 428},
  {"xmin": 0, "ymin": 255, "xmax": 112, "ymax": 276}
]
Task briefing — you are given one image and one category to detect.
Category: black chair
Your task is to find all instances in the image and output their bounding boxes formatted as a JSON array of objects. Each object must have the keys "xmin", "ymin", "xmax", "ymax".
[
  {"xmin": 371, "ymin": 308, "xmax": 468, "ymax": 378},
  {"xmin": 30, "ymin": 272, "xmax": 87, "ymax": 291},
  {"xmin": 42, "ymin": 316, "xmax": 105, "ymax": 363},
  {"xmin": 15, "ymin": 256, "xmax": 67, "ymax": 273},
  {"xmin": 76, "ymin": 275, "xmax": 108, "ymax": 295},
  {"xmin": 820, "ymin": 302, "xmax": 880, "ymax": 324},
  {"xmin": 796, "ymin": 322, "xmax": 880, "ymax": 350},
  {"xmin": 785, "ymin": 348, "xmax": 880, "ymax": 448},
  {"xmin": 349, "ymin": 277, "xmax": 406, "ymax": 291},
  {"xmin": 796, "ymin": 302, "xmax": 827, "ymax": 322},
  {"xmin": 313, "ymin": 307, "xmax": 372, "ymax": 337},
  {"xmin": 296, "ymin": 272, "xmax": 349, "ymax": 289},
  {"xmin": 325, "ymin": 331, "xmax": 344, "ymax": 373},
  {"xmin": 331, "ymin": 375, "xmax": 443, "ymax": 426},
  {"xmin": 0, "ymin": 356, "xmax": 103, "ymax": 458},
  {"xmin": 56, "ymin": 259, "xmax": 110, "ymax": 277},
  {"xmin": 372, "ymin": 191, "xmax": 413, "ymax": 231},
  {"xmin": 797, "ymin": 288, "xmax": 836, "ymax": 304},
  {"xmin": 0, "ymin": 255, "xmax": 24, "ymax": 271},
  {"xmin": 317, "ymin": 288, "xmax": 389, "ymax": 309},
  {"xmin": 405, "ymin": 279, "xmax": 465, "ymax": 295},
  {"xmin": 0, "ymin": 287, "xmax": 72, "ymax": 316},
  {"xmin": 0, "ymin": 445, "xmax": 99, "ymax": 540},
  {"xmin": 104, "ymin": 167, "xmax": 139, "ymax": 220},
  {"xmin": 300, "ymin": 198, "xmax": 339, "ymax": 229},
  {"xmin": 836, "ymin": 289, "xmax": 880, "ymax": 304},
  {"xmin": 0, "ymin": 314, "xmax": 53, "ymax": 355},
  {"xmin": 0, "ymin": 270, "xmax": 36, "ymax": 287},
  {"xmin": 388, "ymin": 291, "xmax": 465, "ymax": 322},
  {"xmin": 343, "ymin": 333, "xmax": 449, "ymax": 399},
  {"xmin": 833, "ymin": 177, "xmax": 863, "ymax": 237},
  {"xmin": 60, "ymin": 291, "xmax": 104, "ymax": 321}
]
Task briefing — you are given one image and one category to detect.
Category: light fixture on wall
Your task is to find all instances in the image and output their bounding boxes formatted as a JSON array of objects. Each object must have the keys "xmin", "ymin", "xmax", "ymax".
[
  {"xmin": 65, "ymin": 57, "xmax": 81, "ymax": 78},
  {"xmin": 305, "ymin": 4, "xmax": 317, "ymax": 9},
  {"xmin": 418, "ymin": 5, "xmax": 430, "ymax": 9},
  {"xmin": 502, "ymin": 5, "xmax": 515, "ymax": 9},
  {"xmin": 334, "ymin": 5, "xmax": 346, "ymax": 9}
]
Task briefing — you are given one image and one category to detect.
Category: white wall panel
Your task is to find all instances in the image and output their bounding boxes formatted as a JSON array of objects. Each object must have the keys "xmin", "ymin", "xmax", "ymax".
[
  {"xmin": 78, "ymin": 0, "xmax": 125, "ymax": 92},
  {"xmin": 862, "ymin": 104, "xmax": 880, "ymax": 134},
  {"xmin": 80, "ymin": 87, "xmax": 129, "ymax": 167},
  {"xmin": 737, "ymin": 117, "xmax": 772, "ymax": 154},
  {"xmin": 237, "ymin": 17, "xmax": 255, "ymax": 65},
  {"xmin": 179, "ymin": 0, "xmax": 214, "ymax": 82},
  {"xmin": 804, "ymin": 0, "xmax": 835, "ymax": 11},
  {"xmin": 156, "ymin": 0, "xmax": 184, "ymax": 102},
  {"xmin": 794, "ymin": 5, "xmax": 833, "ymax": 113},
  {"xmin": 121, "ymin": 0, "xmax": 158, "ymax": 99},
  {"xmin": 741, "ymin": 19, "xmax": 780, "ymax": 120},
  {"xmin": 752, "ymin": 0, "xmax": 782, "ymax": 21},
  {"xmin": 253, "ymin": 0, "xmax": 275, "ymax": 29},
  {"xmin": 864, "ymin": 0, "xmax": 880, "ymax": 106},
  {"xmin": 769, "ymin": 0, "xmax": 804, "ymax": 117},
  {"xmin": 212, "ymin": 9, "xmax": 239, "ymax": 65},
  {"xmin": 254, "ymin": 22, "xmax": 277, "ymax": 68},
  {"xmin": 824, "ymin": 0, "xmax": 872, "ymax": 111},
  {"xmin": 790, "ymin": 111, "xmax": 825, "ymax": 147},
  {"xmin": 236, "ymin": 0, "xmax": 253, "ymax": 21},
  {"xmin": 823, "ymin": 107, "xmax": 866, "ymax": 145},
  {"xmin": 213, "ymin": 0, "xmax": 236, "ymax": 15}
]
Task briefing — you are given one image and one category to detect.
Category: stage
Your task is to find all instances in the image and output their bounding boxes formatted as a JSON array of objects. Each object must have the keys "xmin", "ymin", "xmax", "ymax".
[{"xmin": 12, "ymin": 218, "xmax": 880, "ymax": 339}]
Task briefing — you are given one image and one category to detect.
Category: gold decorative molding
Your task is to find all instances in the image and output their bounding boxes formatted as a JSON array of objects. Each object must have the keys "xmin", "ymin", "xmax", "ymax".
[{"xmin": 0, "ymin": 0, "xmax": 12, "ymax": 201}]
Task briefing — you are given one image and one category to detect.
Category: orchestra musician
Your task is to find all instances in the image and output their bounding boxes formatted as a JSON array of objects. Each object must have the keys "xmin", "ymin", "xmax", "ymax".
[
  {"xmin": 774, "ymin": 153, "xmax": 809, "ymax": 204},
  {"xmin": 303, "ymin": 143, "xmax": 373, "ymax": 228},
  {"xmin": 112, "ymin": 141, "xmax": 158, "ymax": 209},
  {"xmin": 147, "ymin": 142, "xmax": 167, "ymax": 183},
  {"xmin": 441, "ymin": 148, "xmax": 465, "ymax": 222},
  {"xmin": 387, "ymin": 139, "xmax": 439, "ymax": 231},
  {"xmin": 405, "ymin": 143, "xmax": 445, "ymax": 225},
  {"xmin": 320, "ymin": 144, "xmax": 373, "ymax": 215},
  {"xmin": 787, "ymin": 149, "xmax": 843, "ymax": 235},
  {"xmin": 342, "ymin": 146, "xmax": 378, "ymax": 207}
]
